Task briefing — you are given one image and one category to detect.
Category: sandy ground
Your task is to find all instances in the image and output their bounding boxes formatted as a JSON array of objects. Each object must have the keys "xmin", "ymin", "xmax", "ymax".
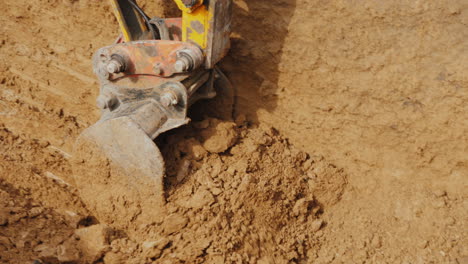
[{"xmin": 0, "ymin": 0, "xmax": 467, "ymax": 263}]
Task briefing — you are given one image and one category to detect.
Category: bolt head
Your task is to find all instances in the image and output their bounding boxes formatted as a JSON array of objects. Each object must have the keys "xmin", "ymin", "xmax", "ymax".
[
  {"xmin": 98, "ymin": 67, "xmax": 110, "ymax": 80},
  {"xmin": 160, "ymin": 92, "xmax": 178, "ymax": 107},
  {"xmin": 96, "ymin": 95, "xmax": 108, "ymax": 109},
  {"xmin": 106, "ymin": 60, "xmax": 121, "ymax": 74},
  {"xmin": 174, "ymin": 59, "xmax": 188, "ymax": 73}
]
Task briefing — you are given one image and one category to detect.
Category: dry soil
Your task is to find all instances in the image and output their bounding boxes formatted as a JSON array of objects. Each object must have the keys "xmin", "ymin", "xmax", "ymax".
[{"xmin": 0, "ymin": 0, "xmax": 467, "ymax": 263}]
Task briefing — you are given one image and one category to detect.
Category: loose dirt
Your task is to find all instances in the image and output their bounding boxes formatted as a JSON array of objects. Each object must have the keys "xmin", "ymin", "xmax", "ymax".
[{"xmin": 1, "ymin": 0, "xmax": 467, "ymax": 264}]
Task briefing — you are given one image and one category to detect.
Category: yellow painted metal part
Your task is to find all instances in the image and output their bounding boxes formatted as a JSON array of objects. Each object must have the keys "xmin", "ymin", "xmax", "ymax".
[
  {"xmin": 182, "ymin": 5, "xmax": 213, "ymax": 49},
  {"xmin": 109, "ymin": 0, "xmax": 131, "ymax": 41},
  {"xmin": 109, "ymin": 0, "xmax": 148, "ymax": 42},
  {"xmin": 173, "ymin": 0, "xmax": 212, "ymax": 49},
  {"xmin": 108, "ymin": 0, "xmax": 213, "ymax": 50}
]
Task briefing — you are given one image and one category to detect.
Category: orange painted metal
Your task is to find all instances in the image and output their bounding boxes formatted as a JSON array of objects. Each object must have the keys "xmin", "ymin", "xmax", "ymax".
[
  {"xmin": 163, "ymin": 18, "xmax": 183, "ymax": 41},
  {"xmin": 104, "ymin": 40, "xmax": 199, "ymax": 80}
]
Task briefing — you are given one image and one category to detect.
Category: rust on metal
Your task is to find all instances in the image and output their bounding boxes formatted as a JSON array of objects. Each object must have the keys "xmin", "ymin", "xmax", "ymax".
[{"xmin": 95, "ymin": 40, "xmax": 202, "ymax": 81}]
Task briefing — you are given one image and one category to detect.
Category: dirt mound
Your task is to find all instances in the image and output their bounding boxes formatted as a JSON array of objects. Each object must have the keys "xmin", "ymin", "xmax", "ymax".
[
  {"xmin": 0, "ymin": 0, "xmax": 467, "ymax": 263},
  {"xmin": 143, "ymin": 119, "xmax": 347, "ymax": 263},
  {"xmin": 103, "ymin": 118, "xmax": 346, "ymax": 263},
  {"xmin": 0, "ymin": 118, "xmax": 347, "ymax": 263}
]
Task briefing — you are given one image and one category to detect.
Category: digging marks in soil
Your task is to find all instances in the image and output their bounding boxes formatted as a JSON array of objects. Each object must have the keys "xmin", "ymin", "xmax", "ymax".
[
  {"xmin": 1, "ymin": 0, "xmax": 467, "ymax": 263},
  {"xmin": 88, "ymin": 119, "xmax": 348, "ymax": 263},
  {"xmin": 0, "ymin": 118, "xmax": 348, "ymax": 263}
]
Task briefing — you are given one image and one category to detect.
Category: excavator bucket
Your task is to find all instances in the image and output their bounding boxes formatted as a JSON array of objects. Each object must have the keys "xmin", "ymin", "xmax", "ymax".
[
  {"xmin": 71, "ymin": 0, "xmax": 232, "ymax": 227},
  {"xmin": 72, "ymin": 117, "xmax": 165, "ymax": 228}
]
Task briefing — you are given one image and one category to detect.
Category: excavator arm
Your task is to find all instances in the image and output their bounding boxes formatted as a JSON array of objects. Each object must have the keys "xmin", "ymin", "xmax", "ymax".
[{"xmin": 72, "ymin": 0, "xmax": 233, "ymax": 228}]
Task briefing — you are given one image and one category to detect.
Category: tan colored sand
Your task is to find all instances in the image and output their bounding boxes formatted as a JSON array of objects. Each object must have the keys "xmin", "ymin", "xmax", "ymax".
[{"xmin": 0, "ymin": 0, "xmax": 467, "ymax": 263}]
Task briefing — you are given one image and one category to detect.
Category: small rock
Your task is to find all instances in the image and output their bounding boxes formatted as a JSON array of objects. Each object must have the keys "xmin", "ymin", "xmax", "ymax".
[
  {"xmin": 142, "ymin": 238, "xmax": 171, "ymax": 259},
  {"xmin": 310, "ymin": 219, "xmax": 323, "ymax": 232},
  {"xmin": 103, "ymin": 252, "xmax": 123, "ymax": 264},
  {"xmin": 186, "ymin": 238, "xmax": 212, "ymax": 256},
  {"xmin": 163, "ymin": 214, "xmax": 188, "ymax": 235},
  {"xmin": 184, "ymin": 188, "xmax": 215, "ymax": 209},
  {"xmin": 191, "ymin": 144, "xmax": 207, "ymax": 160},
  {"xmin": 143, "ymin": 246, "xmax": 161, "ymax": 259},
  {"xmin": 315, "ymin": 230, "xmax": 324, "ymax": 237},
  {"xmin": 34, "ymin": 244, "xmax": 56, "ymax": 258},
  {"xmin": 201, "ymin": 119, "xmax": 238, "ymax": 153},
  {"xmin": 40, "ymin": 140, "xmax": 50, "ymax": 148},
  {"xmin": 234, "ymin": 114, "xmax": 247, "ymax": 126},
  {"xmin": 286, "ymin": 250, "xmax": 299, "ymax": 261},
  {"xmin": 64, "ymin": 211, "xmax": 82, "ymax": 228},
  {"xmin": 210, "ymin": 158, "xmax": 224, "ymax": 177},
  {"xmin": 211, "ymin": 187, "xmax": 222, "ymax": 195},
  {"xmin": 28, "ymin": 207, "xmax": 44, "ymax": 218},
  {"xmin": 232, "ymin": 159, "xmax": 249, "ymax": 174},
  {"xmin": 56, "ymin": 238, "xmax": 79, "ymax": 263},
  {"xmin": 75, "ymin": 224, "xmax": 113, "ymax": 262},
  {"xmin": 178, "ymin": 138, "xmax": 207, "ymax": 160},
  {"xmin": 303, "ymin": 159, "xmax": 313, "ymax": 171},
  {"xmin": 142, "ymin": 241, "xmax": 156, "ymax": 249}
]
